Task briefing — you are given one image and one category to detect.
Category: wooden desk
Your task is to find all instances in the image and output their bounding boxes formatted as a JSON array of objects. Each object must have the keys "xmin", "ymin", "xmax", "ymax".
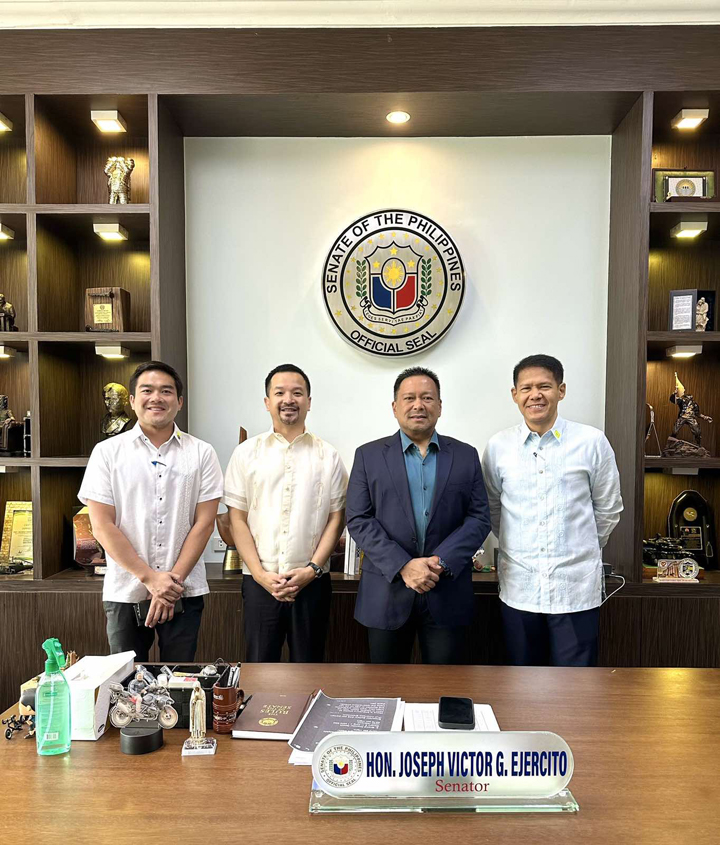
[{"xmin": 1, "ymin": 664, "xmax": 718, "ymax": 844}]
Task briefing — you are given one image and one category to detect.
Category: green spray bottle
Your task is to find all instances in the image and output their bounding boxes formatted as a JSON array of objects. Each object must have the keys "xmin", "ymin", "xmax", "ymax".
[{"xmin": 35, "ymin": 638, "xmax": 71, "ymax": 756}]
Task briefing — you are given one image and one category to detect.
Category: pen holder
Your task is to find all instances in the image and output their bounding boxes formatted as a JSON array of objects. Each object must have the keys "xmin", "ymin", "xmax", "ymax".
[{"xmin": 212, "ymin": 668, "xmax": 243, "ymax": 734}]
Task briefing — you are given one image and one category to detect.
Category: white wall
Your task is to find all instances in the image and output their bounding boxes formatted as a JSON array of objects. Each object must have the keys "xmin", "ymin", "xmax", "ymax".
[{"xmin": 185, "ymin": 136, "xmax": 611, "ymax": 554}]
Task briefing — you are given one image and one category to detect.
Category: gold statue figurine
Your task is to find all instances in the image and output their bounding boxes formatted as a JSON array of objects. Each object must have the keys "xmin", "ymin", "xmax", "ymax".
[
  {"xmin": 104, "ymin": 156, "xmax": 135, "ymax": 204},
  {"xmin": 101, "ymin": 383, "xmax": 133, "ymax": 438}
]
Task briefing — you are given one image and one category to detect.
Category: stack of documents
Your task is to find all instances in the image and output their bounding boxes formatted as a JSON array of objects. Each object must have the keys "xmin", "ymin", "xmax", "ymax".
[{"xmin": 288, "ymin": 691, "xmax": 405, "ymax": 765}]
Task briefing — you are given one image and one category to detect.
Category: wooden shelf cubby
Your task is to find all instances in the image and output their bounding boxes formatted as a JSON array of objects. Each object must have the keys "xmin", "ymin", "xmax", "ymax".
[
  {"xmin": 0, "ymin": 94, "xmax": 27, "ymax": 204},
  {"xmin": 34, "ymin": 95, "xmax": 150, "ymax": 206},
  {"xmin": 37, "ymin": 340, "xmax": 150, "ymax": 458},
  {"xmin": 0, "ymin": 339, "xmax": 30, "ymax": 433},
  {"xmin": 0, "ymin": 212, "xmax": 28, "ymax": 332},
  {"xmin": 36, "ymin": 212, "xmax": 151, "ymax": 333},
  {"xmin": 37, "ymin": 466, "xmax": 87, "ymax": 579}
]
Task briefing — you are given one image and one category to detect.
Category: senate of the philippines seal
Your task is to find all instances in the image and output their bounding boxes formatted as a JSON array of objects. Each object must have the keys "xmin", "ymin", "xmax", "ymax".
[{"xmin": 323, "ymin": 209, "xmax": 465, "ymax": 357}]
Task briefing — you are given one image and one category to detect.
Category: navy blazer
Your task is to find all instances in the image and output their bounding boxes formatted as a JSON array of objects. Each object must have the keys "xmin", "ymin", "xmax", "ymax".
[{"xmin": 347, "ymin": 431, "xmax": 491, "ymax": 630}]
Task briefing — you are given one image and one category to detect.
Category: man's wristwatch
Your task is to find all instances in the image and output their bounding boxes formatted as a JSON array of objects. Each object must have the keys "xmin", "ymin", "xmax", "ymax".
[
  {"xmin": 437, "ymin": 558, "xmax": 451, "ymax": 577},
  {"xmin": 307, "ymin": 562, "xmax": 323, "ymax": 578}
]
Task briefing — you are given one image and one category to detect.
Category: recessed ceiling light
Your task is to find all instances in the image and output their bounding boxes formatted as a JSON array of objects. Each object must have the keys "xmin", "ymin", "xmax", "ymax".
[
  {"xmin": 666, "ymin": 345, "xmax": 702, "ymax": 359},
  {"xmin": 93, "ymin": 223, "xmax": 128, "ymax": 242},
  {"xmin": 0, "ymin": 112, "xmax": 12, "ymax": 132},
  {"xmin": 386, "ymin": 111, "xmax": 411, "ymax": 125},
  {"xmin": 670, "ymin": 217, "xmax": 708, "ymax": 239},
  {"xmin": 91, "ymin": 110, "xmax": 127, "ymax": 133},
  {"xmin": 95, "ymin": 344, "xmax": 129, "ymax": 360},
  {"xmin": 671, "ymin": 108, "xmax": 709, "ymax": 130}
]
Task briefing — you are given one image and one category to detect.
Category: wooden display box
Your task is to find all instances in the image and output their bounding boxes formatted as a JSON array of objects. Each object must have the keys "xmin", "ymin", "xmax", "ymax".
[{"xmin": 85, "ymin": 287, "xmax": 131, "ymax": 332}]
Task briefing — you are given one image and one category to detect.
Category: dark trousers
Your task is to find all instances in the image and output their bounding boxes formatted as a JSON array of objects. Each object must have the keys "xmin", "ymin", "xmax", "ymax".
[
  {"xmin": 242, "ymin": 573, "xmax": 332, "ymax": 663},
  {"xmin": 367, "ymin": 593, "xmax": 469, "ymax": 665},
  {"xmin": 501, "ymin": 602, "xmax": 600, "ymax": 667},
  {"xmin": 103, "ymin": 596, "xmax": 205, "ymax": 663}
]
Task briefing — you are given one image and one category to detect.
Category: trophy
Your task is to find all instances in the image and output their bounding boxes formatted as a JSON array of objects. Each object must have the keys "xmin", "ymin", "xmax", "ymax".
[
  {"xmin": 0, "ymin": 395, "xmax": 24, "ymax": 456},
  {"xmin": 104, "ymin": 156, "xmax": 135, "ymax": 204},
  {"xmin": 668, "ymin": 489, "xmax": 716, "ymax": 570},
  {"xmin": 182, "ymin": 681, "xmax": 217, "ymax": 756},
  {"xmin": 101, "ymin": 383, "xmax": 133, "ymax": 438},
  {"xmin": 0, "ymin": 294, "xmax": 17, "ymax": 332},
  {"xmin": 662, "ymin": 373, "xmax": 713, "ymax": 458}
]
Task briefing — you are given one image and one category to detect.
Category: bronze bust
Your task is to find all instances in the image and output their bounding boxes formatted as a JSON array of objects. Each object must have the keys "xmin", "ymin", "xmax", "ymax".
[
  {"xmin": 101, "ymin": 383, "xmax": 133, "ymax": 438},
  {"xmin": 0, "ymin": 395, "xmax": 23, "ymax": 455}
]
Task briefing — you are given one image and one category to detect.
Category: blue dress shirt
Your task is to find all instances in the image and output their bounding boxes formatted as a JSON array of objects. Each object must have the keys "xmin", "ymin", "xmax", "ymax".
[{"xmin": 400, "ymin": 429, "xmax": 439, "ymax": 555}]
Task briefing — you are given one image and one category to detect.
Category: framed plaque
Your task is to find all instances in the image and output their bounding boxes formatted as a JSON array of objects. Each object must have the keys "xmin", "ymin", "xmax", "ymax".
[
  {"xmin": 653, "ymin": 170, "xmax": 715, "ymax": 203},
  {"xmin": 84, "ymin": 287, "xmax": 131, "ymax": 332},
  {"xmin": 0, "ymin": 500, "xmax": 33, "ymax": 565},
  {"xmin": 669, "ymin": 289, "xmax": 716, "ymax": 331}
]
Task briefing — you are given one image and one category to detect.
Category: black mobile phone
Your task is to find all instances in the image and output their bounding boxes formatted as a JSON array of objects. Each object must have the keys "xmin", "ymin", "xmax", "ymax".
[
  {"xmin": 133, "ymin": 597, "xmax": 184, "ymax": 626},
  {"xmin": 438, "ymin": 696, "xmax": 475, "ymax": 730}
]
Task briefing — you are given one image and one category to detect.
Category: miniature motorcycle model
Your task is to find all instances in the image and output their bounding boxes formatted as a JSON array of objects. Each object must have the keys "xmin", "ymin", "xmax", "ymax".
[{"xmin": 108, "ymin": 682, "xmax": 179, "ymax": 729}]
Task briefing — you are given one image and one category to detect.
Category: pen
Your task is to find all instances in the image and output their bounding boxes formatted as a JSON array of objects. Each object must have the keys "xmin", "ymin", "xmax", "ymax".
[{"xmin": 237, "ymin": 694, "xmax": 253, "ymax": 715}]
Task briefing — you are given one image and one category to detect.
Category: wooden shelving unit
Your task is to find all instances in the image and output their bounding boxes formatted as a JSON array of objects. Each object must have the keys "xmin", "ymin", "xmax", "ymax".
[
  {"xmin": 0, "ymin": 93, "xmax": 186, "ymax": 580},
  {"xmin": 606, "ymin": 89, "xmax": 720, "ymax": 592}
]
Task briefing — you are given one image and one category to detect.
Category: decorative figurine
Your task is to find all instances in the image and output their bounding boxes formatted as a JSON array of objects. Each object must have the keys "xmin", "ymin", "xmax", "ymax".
[
  {"xmin": 3, "ymin": 714, "xmax": 30, "ymax": 740},
  {"xmin": 108, "ymin": 674, "xmax": 179, "ymax": 729},
  {"xmin": 644, "ymin": 403, "xmax": 662, "ymax": 457},
  {"xmin": 0, "ymin": 395, "xmax": 23, "ymax": 456},
  {"xmin": 101, "ymin": 382, "xmax": 133, "ymax": 438},
  {"xmin": 105, "ymin": 156, "xmax": 135, "ymax": 204},
  {"xmin": 0, "ymin": 293, "xmax": 17, "ymax": 332},
  {"xmin": 696, "ymin": 297, "xmax": 710, "ymax": 332},
  {"xmin": 662, "ymin": 373, "xmax": 713, "ymax": 458},
  {"xmin": 182, "ymin": 681, "xmax": 217, "ymax": 756}
]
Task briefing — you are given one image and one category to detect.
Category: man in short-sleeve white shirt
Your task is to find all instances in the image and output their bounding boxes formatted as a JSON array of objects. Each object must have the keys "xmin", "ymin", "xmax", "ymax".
[
  {"xmin": 79, "ymin": 361, "xmax": 223, "ymax": 662},
  {"xmin": 224, "ymin": 364, "xmax": 348, "ymax": 662}
]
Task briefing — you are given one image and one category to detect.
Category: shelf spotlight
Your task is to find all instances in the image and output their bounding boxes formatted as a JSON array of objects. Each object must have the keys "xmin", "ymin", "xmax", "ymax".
[
  {"xmin": 670, "ymin": 216, "xmax": 708, "ymax": 239},
  {"xmin": 666, "ymin": 345, "xmax": 702, "ymax": 359},
  {"xmin": 0, "ymin": 345, "xmax": 17, "ymax": 359},
  {"xmin": 93, "ymin": 223, "xmax": 128, "ymax": 242},
  {"xmin": 671, "ymin": 108, "xmax": 709, "ymax": 130},
  {"xmin": 91, "ymin": 110, "xmax": 127, "ymax": 133},
  {"xmin": 95, "ymin": 344, "xmax": 129, "ymax": 360},
  {"xmin": 0, "ymin": 223, "xmax": 15, "ymax": 241},
  {"xmin": 386, "ymin": 111, "xmax": 411, "ymax": 125},
  {"xmin": 0, "ymin": 111, "xmax": 12, "ymax": 132}
]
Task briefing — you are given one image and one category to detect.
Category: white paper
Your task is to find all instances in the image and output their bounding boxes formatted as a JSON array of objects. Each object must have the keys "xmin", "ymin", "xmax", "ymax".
[{"xmin": 403, "ymin": 703, "xmax": 500, "ymax": 732}]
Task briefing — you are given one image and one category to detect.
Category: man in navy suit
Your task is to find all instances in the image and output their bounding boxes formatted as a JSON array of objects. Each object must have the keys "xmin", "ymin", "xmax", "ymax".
[{"xmin": 347, "ymin": 367, "xmax": 491, "ymax": 664}]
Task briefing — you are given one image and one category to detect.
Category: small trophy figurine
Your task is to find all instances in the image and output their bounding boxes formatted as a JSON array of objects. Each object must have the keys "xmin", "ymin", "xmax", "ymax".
[
  {"xmin": 662, "ymin": 372, "xmax": 714, "ymax": 458},
  {"xmin": 182, "ymin": 681, "xmax": 217, "ymax": 756},
  {"xmin": 105, "ymin": 156, "xmax": 135, "ymax": 204},
  {"xmin": 696, "ymin": 297, "xmax": 710, "ymax": 332},
  {"xmin": 0, "ymin": 293, "xmax": 17, "ymax": 332}
]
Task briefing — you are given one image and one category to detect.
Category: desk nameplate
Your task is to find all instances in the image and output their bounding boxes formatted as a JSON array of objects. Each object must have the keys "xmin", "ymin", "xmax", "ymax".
[{"xmin": 310, "ymin": 730, "xmax": 578, "ymax": 814}]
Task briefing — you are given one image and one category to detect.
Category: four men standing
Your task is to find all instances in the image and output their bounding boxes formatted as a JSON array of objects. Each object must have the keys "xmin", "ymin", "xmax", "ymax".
[{"xmin": 79, "ymin": 355, "xmax": 622, "ymax": 666}]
